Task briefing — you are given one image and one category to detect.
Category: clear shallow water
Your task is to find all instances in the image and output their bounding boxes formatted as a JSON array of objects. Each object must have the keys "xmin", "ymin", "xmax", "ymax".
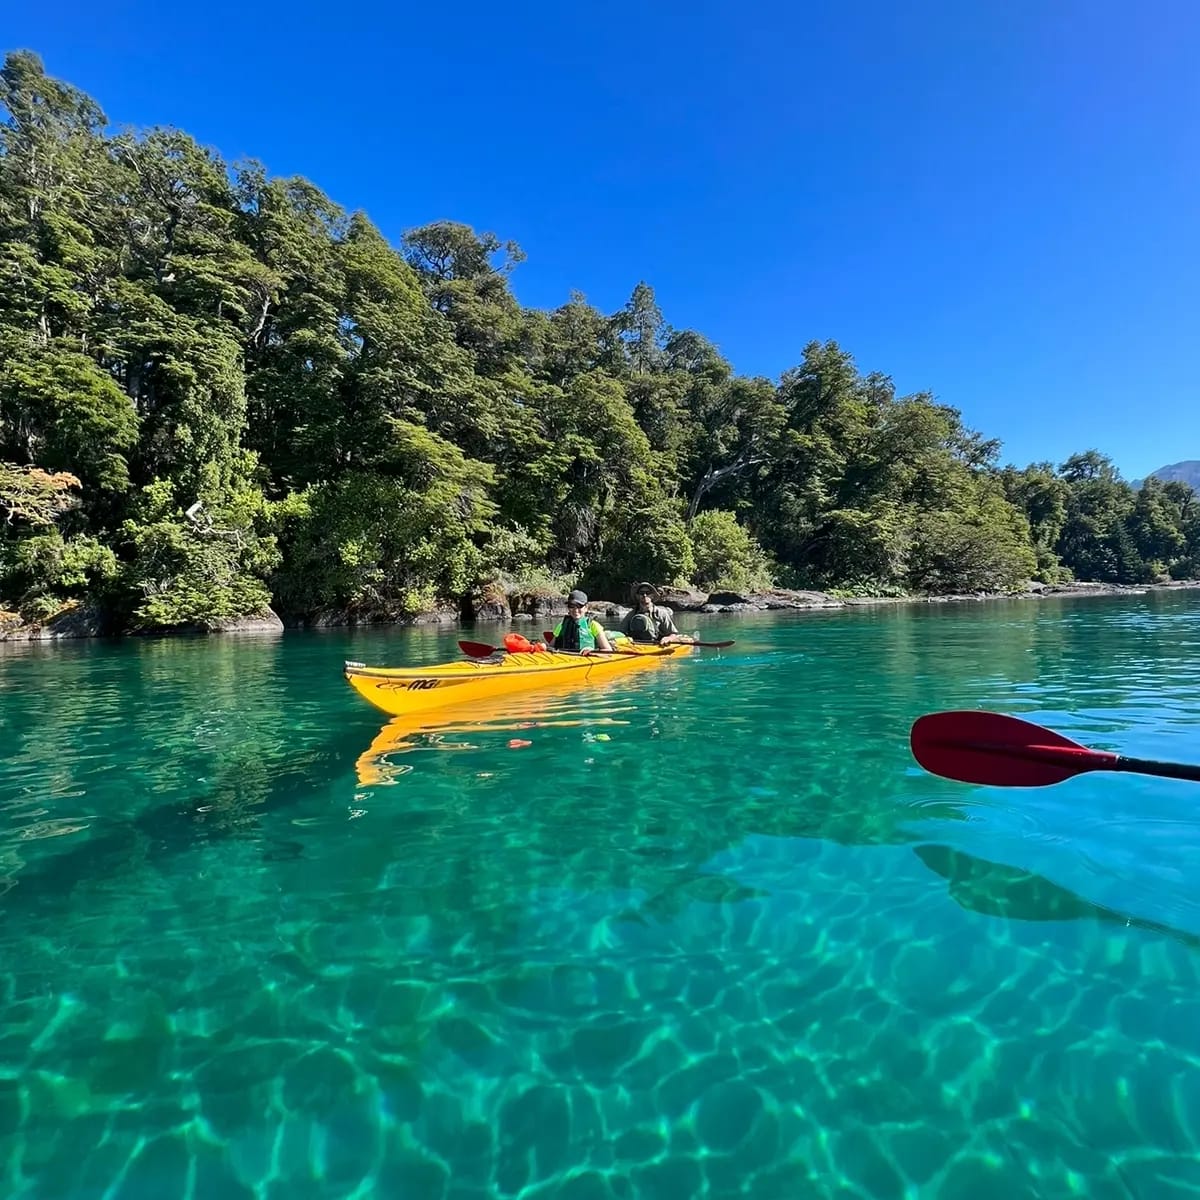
[{"xmin": 2, "ymin": 594, "xmax": 1200, "ymax": 1199}]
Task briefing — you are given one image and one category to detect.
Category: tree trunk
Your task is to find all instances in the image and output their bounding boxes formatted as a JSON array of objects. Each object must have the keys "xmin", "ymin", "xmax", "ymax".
[{"xmin": 687, "ymin": 455, "xmax": 765, "ymax": 522}]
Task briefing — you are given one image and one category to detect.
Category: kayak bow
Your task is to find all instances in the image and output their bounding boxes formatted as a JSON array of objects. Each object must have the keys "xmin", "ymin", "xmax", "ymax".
[{"xmin": 344, "ymin": 642, "xmax": 689, "ymax": 718}]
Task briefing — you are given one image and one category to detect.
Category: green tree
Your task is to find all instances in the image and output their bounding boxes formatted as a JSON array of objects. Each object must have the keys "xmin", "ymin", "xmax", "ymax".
[
  {"xmin": 582, "ymin": 497, "xmax": 695, "ymax": 598},
  {"xmin": 402, "ymin": 220, "xmax": 526, "ymax": 377},
  {"xmin": 117, "ymin": 479, "xmax": 276, "ymax": 629},
  {"xmin": 0, "ymin": 463, "xmax": 118, "ymax": 620},
  {"xmin": 237, "ymin": 169, "xmax": 349, "ymax": 491},
  {"xmin": 4, "ymin": 52, "xmax": 1189, "ymax": 632},
  {"xmin": 1127, "ymin": 477, "xmax": 1185, "ymax": 573},
  {"xmin": 1055, "ymin": 452, "xmax": 1144, "ymax": 583},
  {"xmin": 613, "ymin": 281, "xmax": 666, "ymax": 375},
  {"xmin": 0, "ymin": 344, "xmax": 137, "ymax": 492},
  {"xmin": 999, "ymin": 462, "xmax": 1070, "ymax": 581},
  {"xmin": 271, "ymin": 422, "xmax": 495, "ymax": 617},
  {"xmin": 689, "ymin": 509, "xmax": 775, "ymax": 591},
  {"xmin": 540, "ymin": 291, "xmax": 622, "ymax": 386},
  {"xmin": 0, "ymin": 51, "xmax": 113, "ymax": 347},
  {"xmin": 907, "ymin": 490, "xmax": 1037, "ymax": 593}
]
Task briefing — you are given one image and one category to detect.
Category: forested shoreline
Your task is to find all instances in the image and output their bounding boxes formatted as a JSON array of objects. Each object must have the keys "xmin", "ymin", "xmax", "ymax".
[{"xmin": 2, "ymin": 51, "xmax": 1198, "ymax": 637}]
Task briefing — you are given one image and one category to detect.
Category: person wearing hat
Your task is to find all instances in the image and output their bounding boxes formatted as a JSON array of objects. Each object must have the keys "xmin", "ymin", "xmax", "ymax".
[
  {"xmin": 551, "ymin": 589, "xmax": 614, "ymax": 653},
  {"xmin": 620, "ymin": 582, "xmax": 695, "ymax": 645}
]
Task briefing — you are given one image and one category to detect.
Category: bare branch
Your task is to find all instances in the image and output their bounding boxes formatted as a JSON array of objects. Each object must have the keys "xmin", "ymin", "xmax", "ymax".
[{"xmin": 687, "ymin": 455, "xmax": 767, "ymax": 521}]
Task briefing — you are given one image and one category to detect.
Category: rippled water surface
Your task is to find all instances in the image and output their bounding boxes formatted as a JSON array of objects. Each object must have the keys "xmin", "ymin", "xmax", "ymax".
[{"xmin": 3, "ymin": 593, "xmax": 1200, "ymax": 1199}]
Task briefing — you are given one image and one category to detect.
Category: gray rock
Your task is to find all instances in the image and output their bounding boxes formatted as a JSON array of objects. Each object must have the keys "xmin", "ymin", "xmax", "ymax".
[
  {"xmin": 33, "ymin": 604, "xmax": 110, "ymax": 639},
  {"xmin": 201, "ymin": 608, "xmax": 285, "ymax": 635},
  {"xmin": 508, "ymin": 590, "xmax": 568, "ymax": 618},
  {"xmin": 464, "ymin": 585, "xmax": 510, "ymax": 621},
  {"xmin": 767, "ymin": 588, "xmax": 842, "ymax": 608},
  {"xmin": 409, "ymin": 609, "xmax": 458, "ymax": 626},
  {"xmin": 0, "ymin": 603, "xmax": 112, "ymax": 641},
  {"xmin": 293, "ymin": 601, "xmax": 471, "ymax": 628},
  {"xmin": 1037, "ymin": 582, "xmax": 1145, "ymax": 598},
  {"xmin": 468, "ymin": 600, "xmax": 510, "ymax": 621},
  {"xmin": 305, "ymin": 609, "xmax": 352, "ymax": 628},
  {"xmin": 703, "ymin": 588, "xmax": 841, "ymax": 611},
  {"xmin": 586, "ymin": 599, "xmax": 623, "ymax": 617},
  {"xmin": 705, "ymin": 590, "xmax": 755, "ymax": 607},
  {"xmin": 656, "ymin": 587, "xmax": 710, "ymax": 612}
]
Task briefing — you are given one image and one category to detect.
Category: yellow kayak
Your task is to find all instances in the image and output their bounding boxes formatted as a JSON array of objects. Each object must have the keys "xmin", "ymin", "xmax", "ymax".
[{"xmin": 344, "ymin": 642, "xmax": 689, "ymax": 718}]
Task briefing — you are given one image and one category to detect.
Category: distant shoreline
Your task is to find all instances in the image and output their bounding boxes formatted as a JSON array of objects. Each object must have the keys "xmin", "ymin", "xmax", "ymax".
[
  {"xmin": 581, "ymin": 579, "xmax": 1200, "ymax": 621},
  {"xmin": 4, "ymin": 579, "xmax": 1199, "ymax": 645},
  {"xmin": 840, "ymin": 579, "xmax": 1200, "ymax": 608}
]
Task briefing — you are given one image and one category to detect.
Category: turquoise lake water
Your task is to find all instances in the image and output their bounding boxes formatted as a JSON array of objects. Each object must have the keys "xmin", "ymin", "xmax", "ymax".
[{"xmin": 2, "ymin": 592, "xmax": 1200, "ymax": 1199}]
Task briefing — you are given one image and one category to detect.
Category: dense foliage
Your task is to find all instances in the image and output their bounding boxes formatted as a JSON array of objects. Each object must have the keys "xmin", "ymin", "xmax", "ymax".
[{"xmin": 2, "ymin": 53, "xmax": 1197, "ymax": 629}]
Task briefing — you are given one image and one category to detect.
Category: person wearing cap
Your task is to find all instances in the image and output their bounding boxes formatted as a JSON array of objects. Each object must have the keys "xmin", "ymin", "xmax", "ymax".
[
  {"xmin": 551, "ymin": 589, "xmax": 614, "ymax": 653},
  {"xmin": 621, "ymin": 583, "xmax": 695, "ymax": 645}
]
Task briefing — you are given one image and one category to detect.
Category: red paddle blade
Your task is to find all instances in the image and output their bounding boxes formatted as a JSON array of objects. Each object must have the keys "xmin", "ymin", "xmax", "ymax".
[
  {"xmin": 910, "ymin": 710, "xmax": 1119, "ymax": 788},
  {"xmin": 543, "ymin": 631, "xmax": 555, "ymax": 644},
  {"xmin": 458, "ymin": 640, "xmax": 497, "ymax": 658}
]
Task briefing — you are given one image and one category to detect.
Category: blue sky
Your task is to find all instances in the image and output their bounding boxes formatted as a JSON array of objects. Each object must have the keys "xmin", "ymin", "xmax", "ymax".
[{"xmin": 9, "ymin": 0, "xmax": 1199, "ymax": 478}]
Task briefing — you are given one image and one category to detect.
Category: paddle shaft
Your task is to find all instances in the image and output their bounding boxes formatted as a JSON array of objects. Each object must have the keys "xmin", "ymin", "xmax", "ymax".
[
  {"xmin": 549, "ymin": 647, "xmax": 635, "ymax": 656},
  {"xmin": 541, "ymin": 630, "xmax": 731, "ymax": 649},
  {"xmin": 969, "ymin": 739, "xmax": 1200, "ymax": 784},
  {"xmin": 458, "ymin": 639, "xmax": 654, "ymax": 659},
  {"xmin": 1112, "ymin": 754, "xmax": 1200, "ymax": 783}
]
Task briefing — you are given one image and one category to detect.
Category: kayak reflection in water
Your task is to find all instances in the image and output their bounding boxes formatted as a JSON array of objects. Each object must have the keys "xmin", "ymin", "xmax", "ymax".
[{"xmin": 621, "ymin": 581, "xmax": 696, "ymax": 646}]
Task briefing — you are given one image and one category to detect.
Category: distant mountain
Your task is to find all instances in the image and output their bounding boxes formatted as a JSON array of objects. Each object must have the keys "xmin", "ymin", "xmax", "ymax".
[{"xmin": 1131, "ymin": 460, "xmax": 1200, "ymax": 491}]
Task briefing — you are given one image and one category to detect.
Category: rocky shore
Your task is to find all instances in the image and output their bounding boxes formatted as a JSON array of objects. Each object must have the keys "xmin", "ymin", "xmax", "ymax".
[
  {"xmin": 2, "ymin": 580, "xmax": 1198, "ymax": 643},
  {"xmin": 0, "ymin": 603, "xmax": 285, "ymax": 643},
  {"xmin": 466, "ymin": 578, "xmax": 1200, "ymax": 622}
]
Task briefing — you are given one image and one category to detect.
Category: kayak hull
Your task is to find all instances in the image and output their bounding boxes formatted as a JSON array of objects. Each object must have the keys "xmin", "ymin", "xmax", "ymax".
[{"xmin": 344, "ymin": 644, "xmax": 688, "ymax": 718}]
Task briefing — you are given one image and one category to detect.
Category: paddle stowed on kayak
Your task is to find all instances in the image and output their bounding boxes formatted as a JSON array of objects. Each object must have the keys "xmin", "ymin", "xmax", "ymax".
[{"xmin": 344, "ymin": 639, "xmax": 691, "ymax": 718}]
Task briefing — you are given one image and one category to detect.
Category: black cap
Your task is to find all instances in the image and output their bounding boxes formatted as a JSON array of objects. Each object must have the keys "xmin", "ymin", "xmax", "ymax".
[{"xmin": 567, "ymin": 589, "xmax": 588, "ymax": 605}]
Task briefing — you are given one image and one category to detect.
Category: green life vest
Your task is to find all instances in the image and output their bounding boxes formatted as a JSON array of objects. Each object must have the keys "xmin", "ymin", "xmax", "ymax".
[
  {"xmin": 554, "ymin": 615, "xmax": 603, "ymax": 651},
  {"xmin": 625, "ymin": 610, "xmax": 659, "ymax": 644}
]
